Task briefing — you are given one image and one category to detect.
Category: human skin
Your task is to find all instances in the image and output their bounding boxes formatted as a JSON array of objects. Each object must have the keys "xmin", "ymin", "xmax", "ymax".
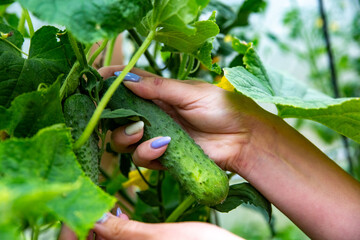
[{"xmin": 68, "ymin": 66, "xmax": 360, "ymax": 240}]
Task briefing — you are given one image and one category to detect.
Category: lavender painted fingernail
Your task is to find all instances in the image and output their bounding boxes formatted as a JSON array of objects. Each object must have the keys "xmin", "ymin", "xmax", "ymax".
[
  {"xmin": 116, "ymin": 207, "xmax": 122, "ymax": 217},
  {"xmin": 151, "ymin": 136, "xmax": 171, "ymax": 149},
  {"xmin": 96, "ymin": 213, "xmax": 109, "ymax": 224},
  {"xmin": 114, "ymin": 71, "xmax": 141, "ymax": 82}
]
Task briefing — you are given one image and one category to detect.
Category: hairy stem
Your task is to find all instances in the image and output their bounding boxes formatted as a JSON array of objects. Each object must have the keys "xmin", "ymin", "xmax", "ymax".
[
  {"xmin": 165, "ymin": 195, "xmax": 196, "ymax": 222},
  {"xmin": 104, "ymin": 37, "xmax": 116, "ymax": 66},
  {"xmin": 88, "ymin": 39, "xmax": 109, "ymax": 66},
  {"xmin": 73, "ymin": 30, "xmax": 155, "ymax": 150}
]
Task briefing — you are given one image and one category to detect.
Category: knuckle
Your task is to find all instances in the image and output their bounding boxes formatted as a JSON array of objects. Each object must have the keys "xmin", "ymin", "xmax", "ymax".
[{"xmin": 153, "ymin": 77, "xmax": 165, "ymax": 86}]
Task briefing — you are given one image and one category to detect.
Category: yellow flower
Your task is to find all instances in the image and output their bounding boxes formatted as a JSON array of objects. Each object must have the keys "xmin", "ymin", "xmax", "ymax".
[
  {"xmin": 122, "ymin": 169, "xmax": 151, "ymax": 191},
  {"xmin": 215, "ymin": 76, "xmax": 235, "ymax": 92},
  {"xmin": 224, "ymin": 35, "xmax": 233, "ymax": 43}
]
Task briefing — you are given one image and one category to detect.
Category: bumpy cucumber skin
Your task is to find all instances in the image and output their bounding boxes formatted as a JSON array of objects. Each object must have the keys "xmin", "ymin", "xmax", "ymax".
[
  {"xmin": 103, "ymin": 77, "xmax": 229, "ymax": 205},
  {"xmin": 63, "ymin": 93, "xmax": 99, "ymax": 184}
]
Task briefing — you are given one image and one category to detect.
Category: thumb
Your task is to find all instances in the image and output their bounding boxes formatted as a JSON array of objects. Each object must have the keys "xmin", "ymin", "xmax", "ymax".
[
  {"xmin": 122, "ymin": 73, "xmax": 201, "ymax": 107},
  {"xmin": 93, "ymin": 213, "xmax": 152, "ymax": 240}
]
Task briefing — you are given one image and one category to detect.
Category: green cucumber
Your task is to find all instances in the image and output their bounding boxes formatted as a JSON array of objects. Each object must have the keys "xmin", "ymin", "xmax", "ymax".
[
  {"xmin": 63, "ymin": 93, "xmax": 99, "ymax": 184},
  {"xmin": 103, "ymin": 77, "xmax": 229, "ymax": 205}
]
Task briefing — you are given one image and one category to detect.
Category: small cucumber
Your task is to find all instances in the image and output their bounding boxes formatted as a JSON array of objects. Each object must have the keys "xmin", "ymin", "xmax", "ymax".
[
  {"xmin": 103, "ymin": 77, "xmax": 229, "ymax": 205},
  {"xmin": 63, "ymin": 93, "xmax": 99, "ymax": 184}
]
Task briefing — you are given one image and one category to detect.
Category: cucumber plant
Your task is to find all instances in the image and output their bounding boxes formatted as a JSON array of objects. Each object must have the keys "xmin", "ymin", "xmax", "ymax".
[{"xmin": 1, "ymin": 0, "xmax": 360, "ymax": 239}]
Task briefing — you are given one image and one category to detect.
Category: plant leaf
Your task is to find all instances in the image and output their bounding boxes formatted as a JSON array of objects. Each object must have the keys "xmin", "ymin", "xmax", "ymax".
[
  {"xmin": 156, "ymin": 19, "xmax": 221, "ymax": 73},
  {"xmin": 212, "ymin": 183, "xmax": 271, "ymax": 222},
  {"xmin": 0, "ymin": 80, "xmax": 64, "ymax": 138},
  {"xmin": 101, "ymin": 108, "xmax": 150, "ymax": 126},
  {"xmin": 48, "ymin": 176, "xmax": 116, "ymax": 238},
  {"xmin": 17, "ymin": 0, "xmax": 152, "ymax": 43},
  {"xmin": 0, "ymin": 125, "xmax": 116, "ymax": 238},
  {"xmin": 224, "ymin": 40, "xmax": 360, "ymax": 144},
  {"xmin": 0, "ymin": 24, "xmax": 75, "ymax": 107},
  {"xmin": 139, "ymin": 0, "xmax": 209, "ymax": 35}
]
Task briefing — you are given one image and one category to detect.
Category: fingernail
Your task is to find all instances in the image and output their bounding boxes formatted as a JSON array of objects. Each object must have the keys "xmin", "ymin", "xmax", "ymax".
[
  {"xmin": 125, "ymin": 121, "xmax": 144, "ymax": 135},
  {"xmin": 96, "ymin": 213, "xmax": 109, "ymax": 224},
  {"xmin": 116, "ymin": 207, "xmax": 122, "ymax": 217},
  {"xmin": 151, "ymin": 136, "xmax": 171, "ymax": 149},
  {"xmin": 114, "ymin": 71, "xmax": 141, "ymax": 82}
]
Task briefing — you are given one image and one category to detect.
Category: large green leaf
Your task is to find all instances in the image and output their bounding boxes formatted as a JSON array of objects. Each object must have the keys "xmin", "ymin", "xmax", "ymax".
[
  {"xmin": 139, "ymin": 0, "xmax": 209, "ymax": 35},
  {"xmin": 212, "ymin": 183, "xmax": 272, "ymax": 222},
  {"xmin": 0, "ymin": 24, "xmax": 75, "ymax": 107},
  {"xmin": 224, "ymin": 39, "xmax": 360, "ymax": 143},
  {"xmin": 0, "ymin": 125, "xmax": 116, "ymax": 238},
  {"xmin": 155, "ymin": 18, "xmax": 221, "ymax": 73},
  {"xmin": 0, "ymin": 80, "xmax": 64, "ymax": 138},
  {"xmin": 17, "ymin": 0, "xmax": 152, "ymax": 43}
]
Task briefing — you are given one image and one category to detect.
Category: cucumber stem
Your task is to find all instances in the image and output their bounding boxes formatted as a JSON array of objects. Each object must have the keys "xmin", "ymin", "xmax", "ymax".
[
  {"xmin": 165, "ymin": 195, "xmax": 196, "ymax": 222},
  {"xmin": 73, "ymin": 30, "xmax": 156, "ymax": 150}
]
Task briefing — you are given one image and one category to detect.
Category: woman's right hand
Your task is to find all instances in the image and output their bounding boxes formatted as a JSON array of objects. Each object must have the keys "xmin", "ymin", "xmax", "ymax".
[{"xmin": 98, "ymin": 66, "xmax": 276, "ymax": 177}]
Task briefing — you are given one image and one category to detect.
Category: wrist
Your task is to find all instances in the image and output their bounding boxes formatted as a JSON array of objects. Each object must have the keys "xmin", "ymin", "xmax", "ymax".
[{"xmin": 232, "ymin": 109, "xmax": 287, "ymax": 179}]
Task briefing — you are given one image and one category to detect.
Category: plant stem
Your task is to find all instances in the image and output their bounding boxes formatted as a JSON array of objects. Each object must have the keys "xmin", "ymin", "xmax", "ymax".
[
  {"xmin": 177, "ymin": 53, "xmax": 188, "ymax": 79},
  {"xmin": 128, "ymin": 29, "xmax": 162, "ymax": 76},
  {"xmin": 180, "ymin": 56, "xmax": 194, "ymax": 80},
  {"xmin": 104, "ymin": 37, "xmax": 116, "ymax": 66},
  {"xmin": 73, "ymin": 30, "xmax": 155, "ymax": 150},
  {"xmin": 17, "ymin": 9, "xmax": 26, "ymax": 36},
  {"xmin": 68, "ymin": 32, "xmax": 87, "ymax": 69},
  {"xmin": 31, "ymin": 226, "xmax": 40, "ymax": 240},
  {"xmin": 165, "ymin": 195, "xmax": 196, "ymax": 222},
  {"xmin": 88, "ymin": 39, "xmax": 109, "ymax": 66},
  {"xmin": 23, "ymin": 8, "xmax": 34, "ymax": 37},
  {"xmin": 318, "ymin": 0, "xmax": 353, "ymax": 174},
  {"xmin": 0, "ymin": 37, "xmax": 28, "ymax": 56},
  {"xmin": 133, "ymin": 163, "xmax": 156, "ymax": 188}
]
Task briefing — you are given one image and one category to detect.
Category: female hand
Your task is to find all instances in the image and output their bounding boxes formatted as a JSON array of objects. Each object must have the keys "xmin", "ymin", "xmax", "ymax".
[
  {"xmin": 92, "ymin": 213, "xmax": 243, "ymax": 240},
  {"xmin": 98, "ymin": 65, "xmax": 275, "ymax": 177}
]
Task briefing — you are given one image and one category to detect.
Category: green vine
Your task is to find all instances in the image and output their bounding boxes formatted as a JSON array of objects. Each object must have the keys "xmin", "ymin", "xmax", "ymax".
[
  {"xmin": 73, "ymin": 30, "xmax": 156, "ymax": 150},
  {"xmin": 165, "ymin": 195, "xmax": 196, "ymax": 222}
]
